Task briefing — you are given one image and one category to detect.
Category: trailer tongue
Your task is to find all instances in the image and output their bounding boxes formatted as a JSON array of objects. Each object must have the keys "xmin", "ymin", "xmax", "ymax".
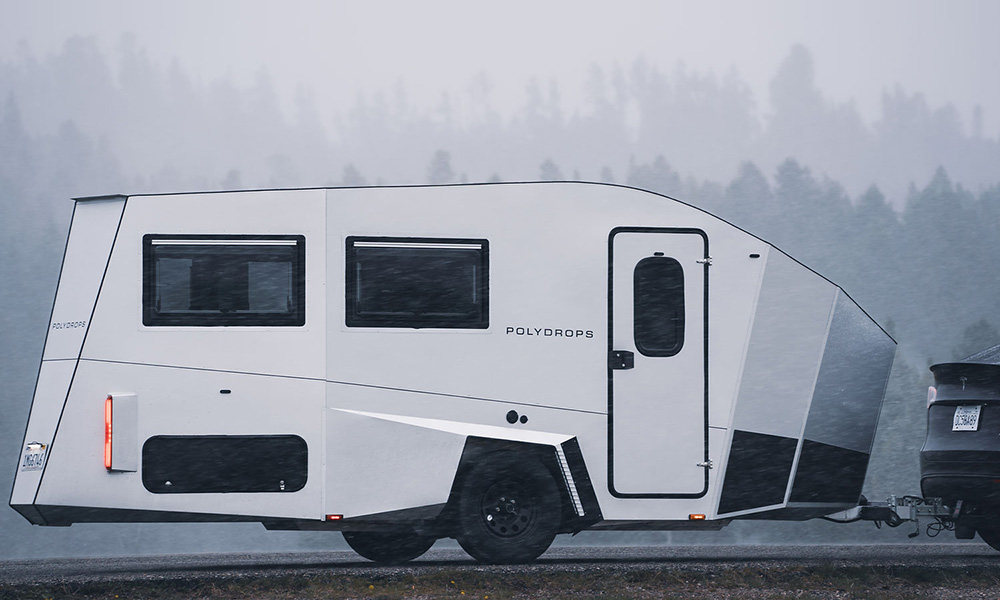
[
  {"xmin": 819, "ymin": 346, "xmax": 1000, "ymax": 550},
  {"xmin": 826, "ymin": 495, "xmax": 955, "ymax": 539}
]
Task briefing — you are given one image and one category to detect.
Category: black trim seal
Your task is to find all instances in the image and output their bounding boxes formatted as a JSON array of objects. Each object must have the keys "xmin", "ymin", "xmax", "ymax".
[{"xmin": 607, "ymin": 227, "xmax": 710, "ymax": 499}]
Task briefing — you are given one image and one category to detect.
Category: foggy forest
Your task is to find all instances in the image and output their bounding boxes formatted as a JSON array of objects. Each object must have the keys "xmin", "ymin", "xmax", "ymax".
[{"xmin": 2, "ymin": 35, "xmax": 1000, "ymax": 558}]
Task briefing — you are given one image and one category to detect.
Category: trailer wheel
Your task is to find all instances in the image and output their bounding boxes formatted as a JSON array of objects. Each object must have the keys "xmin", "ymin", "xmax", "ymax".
[
  {"xmin": 342, "ymin": 530, "xmax": 437, "ymax": 564},
  {"xmin": 454, "ymin": 454, "xmax": 561, "ymax": 564},
  {"xmin": 977, "ymin": 525, "xmax": 1000, "ymax": 552}
]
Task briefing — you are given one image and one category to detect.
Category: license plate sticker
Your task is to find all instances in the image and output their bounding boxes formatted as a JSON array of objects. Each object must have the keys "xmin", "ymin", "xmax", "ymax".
[
  {"xmin": 20, "ymin": 444, "xmax": 47, "ymax": 472},
  {"xmin": 953, "ymin": 405, "xmax": 982, "ymax": 431}
]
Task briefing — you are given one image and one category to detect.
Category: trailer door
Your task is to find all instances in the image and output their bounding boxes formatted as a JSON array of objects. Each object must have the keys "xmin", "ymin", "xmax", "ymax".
[{"xmin": 608, "ymin": 228, "xmax": 709, "ymax": 498}]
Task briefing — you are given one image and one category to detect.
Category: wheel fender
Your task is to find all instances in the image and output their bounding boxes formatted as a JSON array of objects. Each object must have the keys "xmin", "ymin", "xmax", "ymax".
[
  {"xmin": 444, "ymin": 436, "xmax": 603, "ymax": 534},
  {"xmin": 327, "ymin": 410, "xmax": 601, "ymax": 530}
]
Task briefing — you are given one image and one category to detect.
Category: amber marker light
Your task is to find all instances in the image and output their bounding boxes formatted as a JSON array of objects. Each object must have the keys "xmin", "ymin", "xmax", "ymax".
[
  {"xmin": 326, "ymin": 514, "xmax": 343, "ymax": 521},
  {"xmin": 104, "ymin": 395, "xmax": 113, "ymax": 470},
  {"xmin": 689, "ymin": 514, "xmax": 706, "ymax": 520}
]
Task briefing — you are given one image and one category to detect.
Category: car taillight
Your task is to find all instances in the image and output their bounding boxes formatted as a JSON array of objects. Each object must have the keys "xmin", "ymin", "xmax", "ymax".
[
  {"xmin": 927, "ymin": 386, "xmax": 937, "ymax": 408},
  {"xmin": 104, "ymin": 395, "xmax": 113, "ymax": 470}
]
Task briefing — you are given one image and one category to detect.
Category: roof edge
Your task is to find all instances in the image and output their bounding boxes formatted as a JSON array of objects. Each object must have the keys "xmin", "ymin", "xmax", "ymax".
[{"xmin": 73, "ymin": 193, "xmax": 128, "ymax": 203}]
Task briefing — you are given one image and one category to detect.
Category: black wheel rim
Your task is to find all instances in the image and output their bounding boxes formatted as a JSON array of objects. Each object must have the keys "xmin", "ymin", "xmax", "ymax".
[{"xmin": 480, "ymin": 478, "xmax": 536, "ymax": 538}]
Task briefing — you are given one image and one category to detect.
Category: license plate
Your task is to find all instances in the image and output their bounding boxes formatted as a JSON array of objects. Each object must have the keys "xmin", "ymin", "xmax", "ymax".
[
  {"xmin": 20, "ymin": 444, "xmax": 47, "ymax": 471},
  {"xmin": 953, "ymin": 405, "xmax": 982, "ymax": 431}
]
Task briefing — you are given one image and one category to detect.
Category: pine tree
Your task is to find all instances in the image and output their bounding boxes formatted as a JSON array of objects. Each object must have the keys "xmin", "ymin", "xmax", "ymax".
[
  {"xmin": 427, "ymin": 150, "xmax": 455, "ymax": 184},
  {"xmin": 539, "ymin": 158, "xmax": 562, "ymax": 181}
]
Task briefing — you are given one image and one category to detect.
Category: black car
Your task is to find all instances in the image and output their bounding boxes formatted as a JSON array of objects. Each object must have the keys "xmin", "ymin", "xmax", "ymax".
[{"xmin": 921, "ymin": 344, "xmax": 1000, "ymax": 548}]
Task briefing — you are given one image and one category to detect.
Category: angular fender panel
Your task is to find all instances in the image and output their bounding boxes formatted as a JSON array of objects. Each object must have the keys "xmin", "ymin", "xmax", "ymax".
[
  {"xmin": 326, "ymin": 409, "xmax": 600, "ymax": 529},
  {"xmin": 326, "ymin": 410, "xmax": 471, "ymax": 519},
  {"xmin": 452, "ymin": 436, "xmax": 603, "ymax": 534}
]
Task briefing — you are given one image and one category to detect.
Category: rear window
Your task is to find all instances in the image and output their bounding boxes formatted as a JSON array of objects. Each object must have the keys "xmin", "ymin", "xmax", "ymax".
[
  {"xmin": 142, "ymin": 234, "xmax": 305, "ymax": 326},
  {"xmin": 346, "ymin": 237, "xmax": 489, "ymax": 329}
]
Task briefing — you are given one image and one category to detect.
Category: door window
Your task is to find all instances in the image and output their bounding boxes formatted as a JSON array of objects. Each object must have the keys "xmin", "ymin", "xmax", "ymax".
[{"xmin": 633, "ymin": 256, "xmax": 685, "ymax": 356}]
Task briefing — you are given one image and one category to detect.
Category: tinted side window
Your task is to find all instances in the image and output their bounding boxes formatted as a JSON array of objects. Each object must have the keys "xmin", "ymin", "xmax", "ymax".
[
  {"xmin": 346, "ymin": 237, "xmax": 489, "ymax": 329},
  {"xmin": 143, "ymin": 235, "xmax": 305, "ymax": 326},
  {"xmin": 633, "ymin": 256, "xmax": 685, "ymax": 356}
]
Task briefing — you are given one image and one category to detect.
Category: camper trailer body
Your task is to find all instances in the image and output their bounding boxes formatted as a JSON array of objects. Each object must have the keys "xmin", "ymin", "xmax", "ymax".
[{"xmin": 11, "ymin": 182, "xmax": 896, "ymax": 562}]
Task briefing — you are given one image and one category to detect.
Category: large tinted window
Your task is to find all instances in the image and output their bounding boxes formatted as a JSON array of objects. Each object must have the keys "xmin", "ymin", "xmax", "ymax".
[
  {"xmin": 143, "ymin": 235, "xmax": 305, "ymax": 326},
  {"xmin": 346, "ymin": 237, "xmax": 488, "ymax": 329},
  {"xmin": 633, "ymin": 256, "xmax": 685, "ymax": 356}
]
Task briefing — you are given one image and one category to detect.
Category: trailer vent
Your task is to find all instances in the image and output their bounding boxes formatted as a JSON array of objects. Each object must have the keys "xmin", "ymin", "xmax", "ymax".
[{"xmin": 555, "ymin": 445, "xmax": 586, "ymax": 517}]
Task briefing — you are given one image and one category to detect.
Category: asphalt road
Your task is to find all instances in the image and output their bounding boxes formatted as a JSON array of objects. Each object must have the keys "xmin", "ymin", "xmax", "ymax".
[{"xmin": 1, "ymin": 544, "xmax": 997, "ymax": 586}]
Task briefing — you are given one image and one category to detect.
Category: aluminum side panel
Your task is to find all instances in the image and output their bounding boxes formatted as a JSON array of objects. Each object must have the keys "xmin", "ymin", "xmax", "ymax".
[
  {"xmin": 10, "ymin": 360, "xmax": 77, "ymax": 514},
  {"xmin": 326, "ymin": 410, "xmax": 467, "ymax": 518},
  {"xmin": 82, "ymin": 190, "xmax": 327, "ymax": 380},
  {"xmin": 803, "ymin": 291, "xmax": 895, "ymax": 452},
  {"xmin": 43, "ymin": 197, "xmax": 125, "ymax": 361},
  {"xmin": 35, "ymin": 361, "xmax": 324, "ymax": 520},
  {"xmin": 731, "ymin": 252, "xmax": 837, "ymax": 439}
]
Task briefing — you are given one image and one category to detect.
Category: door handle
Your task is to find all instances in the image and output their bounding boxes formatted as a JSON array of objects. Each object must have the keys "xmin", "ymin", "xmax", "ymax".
[{"xmin": 610, "ymin": 350, "xmax": 634, "ymax": 370}]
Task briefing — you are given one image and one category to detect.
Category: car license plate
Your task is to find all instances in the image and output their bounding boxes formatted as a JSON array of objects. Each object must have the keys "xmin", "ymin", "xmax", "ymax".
[
  {"xmin": 953, "ymin": 405, "xmax": 982, "ymax": 431},
  {"xmin": 20, "ymin": 443, "xmax": 47, "ymax": 471}
]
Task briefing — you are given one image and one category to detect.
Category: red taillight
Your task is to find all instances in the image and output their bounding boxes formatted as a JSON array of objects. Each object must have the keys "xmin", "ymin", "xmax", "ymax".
[
  {"xmin": 927, "ymin": 386, "xmax": 938, "ymax": 408},
  {"xmin": 325, "ymin": 514, "xmax": 343, "ymax": 521},
  {"xmin": 104, "ymin": 395, "xmax": 113, "ymax": 470}
]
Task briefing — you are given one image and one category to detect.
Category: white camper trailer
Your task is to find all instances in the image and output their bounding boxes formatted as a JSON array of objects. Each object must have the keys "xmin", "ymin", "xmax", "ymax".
[{"xmin": 11, "ymin": 182, "xmax": 896, "ymax": 564}]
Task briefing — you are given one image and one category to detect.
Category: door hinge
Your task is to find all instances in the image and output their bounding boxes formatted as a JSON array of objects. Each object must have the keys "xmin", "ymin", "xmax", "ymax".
[
  {"xmin": 697, "ymin": 460, "xmax": 714, "ymax": 469},
  {"xmin": 696, "ymin": 256, "xmax": 713, "ymax": 266}
]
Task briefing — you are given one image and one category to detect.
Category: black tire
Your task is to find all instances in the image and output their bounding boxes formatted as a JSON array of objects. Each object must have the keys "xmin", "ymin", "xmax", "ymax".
[
  {"xmin": 978, "ymin": 525, "xmax": 1000, "ymax": 552},
  {"xmin": 342, "ymin": 530, "xmax": 437, "ymax": 564},
  {"xmin": 454, "ymin": 454, "xmax": 561, "ymax": 564}
]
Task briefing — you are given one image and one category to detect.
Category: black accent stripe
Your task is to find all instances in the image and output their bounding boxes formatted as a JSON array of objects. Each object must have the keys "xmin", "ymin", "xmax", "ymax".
[
  {"xmin": 789, "ymin": 440, "xmax": 869, "ymax": 504},
  {"xmin": 34, "ymin": 505, "xmax": 274, "ymax": 525},
  {"xmin": 718, "ymin": 430, "xmax": 797, "ymax": 514}
]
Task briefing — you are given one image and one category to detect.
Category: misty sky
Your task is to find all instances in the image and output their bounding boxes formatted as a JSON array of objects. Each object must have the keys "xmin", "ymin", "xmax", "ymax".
[
  {"xmin": 3, "ymin": 0, "xmax": 1000, "ymax": 136},
  {"xmin": 3, "ymin": 0, "xmax": 1000, "ymax": 561}
]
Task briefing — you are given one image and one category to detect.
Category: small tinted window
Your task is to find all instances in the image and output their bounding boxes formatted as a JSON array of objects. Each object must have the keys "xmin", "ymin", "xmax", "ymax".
[
  {"xmin": 633, "ymin": 256, "xmax": 685, "ymax": 356},
  {"xmin": 346, "ymin": 237, "xmax": 488, "ymax": 329},
  {"xmin": 143, "ymin": 235, "xmax": 305, "ymax": 326}
]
